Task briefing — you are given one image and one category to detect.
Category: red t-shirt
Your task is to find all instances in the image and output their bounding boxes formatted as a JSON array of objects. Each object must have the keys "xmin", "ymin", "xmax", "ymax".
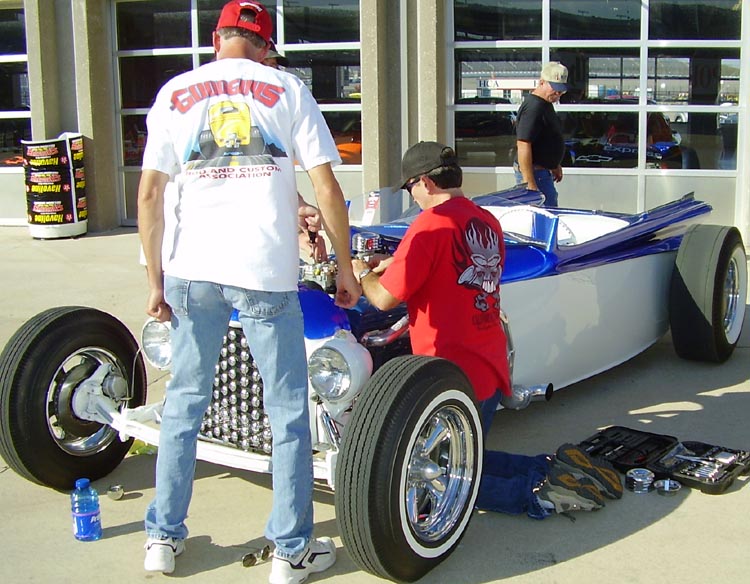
[{"xmin": 380, "ymin": 196, "xmax": 510, "ymax": 400}]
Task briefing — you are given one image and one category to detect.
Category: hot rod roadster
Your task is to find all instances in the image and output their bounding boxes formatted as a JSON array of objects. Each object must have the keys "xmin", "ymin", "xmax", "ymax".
[{"xmin": 0, "ymin": 186, "xmax": 746, "ymax": 582}]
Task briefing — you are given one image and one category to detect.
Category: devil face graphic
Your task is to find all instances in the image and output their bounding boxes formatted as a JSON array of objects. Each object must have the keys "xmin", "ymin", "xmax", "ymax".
[{"xmin": 457, "ymin": 218, "xmax": 502, "ymax": 295}]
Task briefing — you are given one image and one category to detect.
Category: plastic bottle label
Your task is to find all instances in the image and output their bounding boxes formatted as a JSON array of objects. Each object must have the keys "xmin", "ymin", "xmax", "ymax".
[{"xmin": 73, "ymin": 509, "xmax": 101, "ymax": 539}]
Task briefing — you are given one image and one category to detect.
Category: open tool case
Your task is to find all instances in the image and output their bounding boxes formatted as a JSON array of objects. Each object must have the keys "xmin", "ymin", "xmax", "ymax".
[{"xmin": 578, "ymin": 426, "xmax": 750, "ymax": 494}]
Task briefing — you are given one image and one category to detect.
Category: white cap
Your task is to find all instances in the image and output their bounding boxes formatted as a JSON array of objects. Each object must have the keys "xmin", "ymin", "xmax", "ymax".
[{"xmin": 541, "ymin": 62, "xmax": 568, "ymax": 92}]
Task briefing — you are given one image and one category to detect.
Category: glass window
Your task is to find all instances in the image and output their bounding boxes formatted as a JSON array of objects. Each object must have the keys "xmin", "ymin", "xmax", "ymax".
[
  {"xmin": 0, "ymin": 7, "xmax": 28, "ymax": 169},
  {"xmin": 649, "ymin": 0, "xmax": 741, "ymax": 40},
  {"xmin": 122, "ymin": 115, "xmax": 148, "ymax": 167},
  {"xmin": 285, "ymin": 50, "xmax": 361, "ymax": 102},
  {"xmin": 455, "ymin": 49, "xmax": 542, "ymax": 105},
  {"xmin": 0, "ymin": 62, "xmax": 30, "ymax": 110},
  {"xmin": 116, "ymin": 0, "xmax": 191, "ymax": 50},
  {"xmin": 119, "ymin": 55, "xmax": 193, "ymax": 108},
  {"xmin": 551, "ymin": 49, "xmax": 640, "ymax": 101},
  {"xmin": 455, "ymin": 109, "xmax": 516, "ymax": 167},
  {"xmin": 647, "ymin": 49, "xmax": 740, "ymax": 105},
  {"xmin": 0, "ymin": 8, "xmax": 25, "ymax": 54},
  {"xmin": 550, "ymin": 0, "xmax": 640, "ymax": 40},
  {"xmin": 0, "ymin": 118, "xmax": 30, "ymax": 167},
  {"xmin": 115, "ymin": 1, "xmax": 362, "ymax": 179},
  {"xmin": 323, "ymin": 111, "xmax": 361, "ymax": 165},
  {"xmin": 283, "ymin": 0, "xmax": 359, "ymax": 43},
  {"xmin": 198, "ymin": 0, "xmax": 279, "ymax": 47},
  {"xmin": 454, "ymin": 0, "xmax": 542, "ymax": 41},
  {"xmin": 455, "ymin": 49, "xmax": 539, "ymax": 167}
]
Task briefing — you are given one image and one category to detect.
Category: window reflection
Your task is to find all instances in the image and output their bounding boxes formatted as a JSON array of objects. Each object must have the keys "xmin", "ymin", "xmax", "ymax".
[
  {"xmin": 122, "ymin": 115, "xmax": 148, "ymax": 167},
  {"xmin": 284, "ymin": 50, "xmax": 361, "ymax": 102},
  {"xmin": 456, "ymin": 49, "xmax": 542, "ymax": 105},
  {"xmin": 650, "ymin": 0, "xmax": 741, "ymax": 40},
  {"xmin": 0, "ymin": 62, "xmax": 30, "ymax": 110},
  {"xmin": 454, "ymin": 0, "xmax": 542, "ymax": 41},
  {"xmin": 551, "ymin": 50, "xmax": 640, "ymax": 101},
  {"xmin": 0, "ymin": 8, "xmax": 25, "ymax": 54},
  {"xmin": 197, "ymin": 0, "xmax": 278, "ymax": 47},
  {"xmin": 455, "ymin": 107, "xmax": 516, "ymax": 167},
  {"xmin": 550, "ymin": 0, "xmax": 640, "ymax": 40},
  {"xmin": 0, "ymin": 118, "xmax": 30, "ymax": 167},
  {"xmin": 284, "ymin": 0, "xmax": 359, "ymax": 43},
  {"xmin": 647, "ymin": 49, "xmax": 740, "ymax": 106},
  {"xmin": 322, "ymin": 112, "xmax": 361, "ymax": 165},
  {"xmin": 120, "ymin": 55, "xmax": 193, "ymax": 108},
  {"xmin": 559, "ymin": 106, "xmax": 691, "ymax": 169},
  {"xmin": 116, "ymin": 0, "xmax": 191, "ymax": 50}
]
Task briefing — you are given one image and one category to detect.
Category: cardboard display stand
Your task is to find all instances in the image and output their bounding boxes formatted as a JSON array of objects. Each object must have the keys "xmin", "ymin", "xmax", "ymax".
[{"xmin": 22, "ymin": 132, "xmax": 88, "ymax": 239}]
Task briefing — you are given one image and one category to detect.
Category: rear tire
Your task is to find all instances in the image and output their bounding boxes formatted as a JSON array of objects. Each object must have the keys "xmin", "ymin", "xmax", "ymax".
[
  {"xmin": 336, "ymin": 355, "xmax": 482, "ymax": 582},
  {"xmin": 669, "ymin": 225, "xmax": 747, "ymax": 362}
]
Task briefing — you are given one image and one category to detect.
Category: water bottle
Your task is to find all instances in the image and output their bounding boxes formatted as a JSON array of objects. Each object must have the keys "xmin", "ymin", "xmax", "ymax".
[{"xmin": 71, "ymin": 478, "xmax": 102, "ymax": 541}]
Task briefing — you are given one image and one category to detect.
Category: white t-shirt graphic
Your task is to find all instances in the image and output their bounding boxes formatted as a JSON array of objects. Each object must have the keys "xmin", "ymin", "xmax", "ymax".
[{"xmin": 142, "ymin": 58, "xmax": 341, "ymax": 291}]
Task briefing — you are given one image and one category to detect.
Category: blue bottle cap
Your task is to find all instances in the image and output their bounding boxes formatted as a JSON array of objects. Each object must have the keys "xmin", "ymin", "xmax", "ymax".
[{"xmin": 75, "ymin": 478, "xmax": 90, "ymax": 490}]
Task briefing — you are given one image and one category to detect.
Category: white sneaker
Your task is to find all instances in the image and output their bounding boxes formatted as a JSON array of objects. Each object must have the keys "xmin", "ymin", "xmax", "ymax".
[
  {"xmin": 144, "ymin": 536, "xmax": 185, "ymax": 573},
  {"xmin": 269, "ymin": 537, "xmax": 336, "ymax": 584}
]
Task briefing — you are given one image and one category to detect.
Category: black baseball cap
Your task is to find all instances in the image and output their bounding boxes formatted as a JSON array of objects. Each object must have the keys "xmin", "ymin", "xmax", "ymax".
[{"xmin": 398, "ymin": 141, "xmax": 459, "ymax": 189}]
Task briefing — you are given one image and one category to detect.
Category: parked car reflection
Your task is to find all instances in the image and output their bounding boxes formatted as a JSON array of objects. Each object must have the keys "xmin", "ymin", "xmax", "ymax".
[{"xmin": 560, "ymin": 99, "xmax": 700, "ymax": 169}]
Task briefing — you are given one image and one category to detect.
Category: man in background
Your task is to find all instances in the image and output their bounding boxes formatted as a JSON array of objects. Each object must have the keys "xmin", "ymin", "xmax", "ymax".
[{"xmin": 514, "ymin": 62, "xmax": 568, "ymax": 207}]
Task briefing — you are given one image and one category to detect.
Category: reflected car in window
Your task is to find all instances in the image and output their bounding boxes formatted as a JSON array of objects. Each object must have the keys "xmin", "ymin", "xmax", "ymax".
[
  {"xmin": 455, "ymin": 97, "xmax": 517, "ymax": 166},
  {"xmin": 561, "ymin": 99, "xmax": 700, "ymax": 169}
]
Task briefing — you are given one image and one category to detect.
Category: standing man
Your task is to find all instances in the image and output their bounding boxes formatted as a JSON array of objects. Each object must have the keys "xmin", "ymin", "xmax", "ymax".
[
  {"xmin": 137, "ymin": 2, "xmax": 359, "ymax": 582},
  {"xmin": 514, "ymin": 62, "xmax": 568, "ymax": 207},
  {"xmin": 352, "ymin": 141, "xmax": 621, "ymax": 518}
]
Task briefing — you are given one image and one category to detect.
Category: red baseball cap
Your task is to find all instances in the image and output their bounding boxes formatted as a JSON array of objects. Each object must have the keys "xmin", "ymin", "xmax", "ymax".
[{"xmin": 216, "ymin": 1, "xmax": 273, "ymax": 43}]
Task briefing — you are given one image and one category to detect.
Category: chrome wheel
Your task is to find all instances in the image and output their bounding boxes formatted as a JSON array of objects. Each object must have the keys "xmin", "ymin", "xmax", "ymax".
[
  {"xmin": 405, "ymin": 405, "xmax": 475, "ymax": 543},
  {"xmin": 45, "ymin": 346, "xmax": 124, "ymax": 456},
  {"xmin": 722, "ymin": 247, "xmax": 747, "ymax": 344}
]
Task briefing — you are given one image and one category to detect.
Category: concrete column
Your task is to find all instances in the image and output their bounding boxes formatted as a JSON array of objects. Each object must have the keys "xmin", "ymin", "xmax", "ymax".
[
  {"xmin": 360, "ymin": 0, "xmax": 404, "ymax": 220},
  {"xmin": 415, "ymin": 0, "xmax": 445, "ymax": 142},
  {"xmin": 24, "ymin": 0, "xmax": 62, "ymax": 138},
  {"xmin": 70, "ymin": 0, "xmax": 119, "ymax": 231}
]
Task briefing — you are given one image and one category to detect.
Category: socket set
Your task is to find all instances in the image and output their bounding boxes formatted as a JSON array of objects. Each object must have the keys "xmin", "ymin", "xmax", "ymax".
[{"xmin": 578, "ymin": 426, "xmax": 750, "ymax": 495}]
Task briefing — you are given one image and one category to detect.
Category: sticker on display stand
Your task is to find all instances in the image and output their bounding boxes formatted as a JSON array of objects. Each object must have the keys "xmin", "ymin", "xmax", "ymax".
[{"xmin": 21, "ymin": 132, "xmax": 88, "ymax": 238}]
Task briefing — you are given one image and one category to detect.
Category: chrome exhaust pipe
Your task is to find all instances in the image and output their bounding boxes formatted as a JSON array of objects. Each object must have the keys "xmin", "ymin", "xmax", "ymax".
[{"xmin": 500, "ymin": 383, "xmax": 553, "ymax": 410}]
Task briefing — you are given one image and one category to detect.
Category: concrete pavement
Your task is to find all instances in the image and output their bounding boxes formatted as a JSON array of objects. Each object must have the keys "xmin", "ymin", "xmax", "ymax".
[{"xmin": 0, "ymin": 225, "xmax": 748, "ymax": 584}]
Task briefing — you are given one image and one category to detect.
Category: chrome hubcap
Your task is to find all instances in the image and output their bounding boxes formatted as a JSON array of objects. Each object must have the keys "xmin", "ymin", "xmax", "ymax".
[
  {"xmin": 405, "ymin": 405, "xmax": 475, "ymax": 543},
  {"xmin": 46, "ymin": 347, "xmax": 123, "ymax": 456}
]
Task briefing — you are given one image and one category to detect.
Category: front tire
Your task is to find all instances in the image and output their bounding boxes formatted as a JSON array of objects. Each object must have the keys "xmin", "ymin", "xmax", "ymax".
[
  {"xmin": 669, "ymin": 225, "xmax": 747, "ymax": 362},
  {"xmin": 0, "ymin": 307, "xmax": 147, "ymax": 489},
  {"xmin": 335, "ymin": 355, "xmax": 482, "ymax": 582}
]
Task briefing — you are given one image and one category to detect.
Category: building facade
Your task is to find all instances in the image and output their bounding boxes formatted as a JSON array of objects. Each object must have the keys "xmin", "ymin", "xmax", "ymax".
[{"xmin": 0, "ymin": 0, "xmax": 747, "ymax": 242}]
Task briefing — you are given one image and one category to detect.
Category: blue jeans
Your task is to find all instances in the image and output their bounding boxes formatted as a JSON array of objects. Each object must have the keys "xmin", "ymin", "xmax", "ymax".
[
  {"xmin": 145, "ymin": 276, "xmax": 313, "ymax": 558},
  {"xmin": 475, "ymin": 391, "xmax": 551, "ymax": 519},
  {"xmin": 514, "ymin": 166, "xmax": 559, "ymax": 208}
]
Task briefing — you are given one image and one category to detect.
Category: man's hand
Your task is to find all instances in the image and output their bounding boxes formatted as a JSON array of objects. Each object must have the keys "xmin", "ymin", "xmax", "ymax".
[
  {"xmin": 552, "ymin": 165, "xmax": 563, "ymax": 183},
  {"xmin": 334, "ymin": 269, "xmax": 361, "ymax": 309},
  {"xmin": 298, "ymin": 202, "xmax": 322, "ymax": 232},
  {"xmin": 146, "ymin": 288, "xmax": 172, "ymax": 322},
  {"xmin": 298, "ymin": 230, "xmax": 328, "ymax": 262}
]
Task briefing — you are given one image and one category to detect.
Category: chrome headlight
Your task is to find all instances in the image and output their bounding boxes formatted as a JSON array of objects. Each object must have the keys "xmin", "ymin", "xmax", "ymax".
[
  {"xmin": 308, "ymin": 332, "xmax": 373, "ymax": 403},
  {"xmin": 141, "ymin": 319, "xmax": 172, "ymax": 370}
]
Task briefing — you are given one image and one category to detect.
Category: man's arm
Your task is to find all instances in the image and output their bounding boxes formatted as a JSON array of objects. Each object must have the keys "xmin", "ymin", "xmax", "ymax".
[
  {"xmin": 306, "ymin": 163, "xmax": 361, "ymax": 308},
  {"xmin": 516, "ymin": 140, "xmax": 539, "ymax": 191},
  {"xmin": 351, "ymin": 258, "xmax": 400, "ymax": 311},
  {"xmin": 137, "ymin": 169, "xmax": 171, "ymax": 321}
]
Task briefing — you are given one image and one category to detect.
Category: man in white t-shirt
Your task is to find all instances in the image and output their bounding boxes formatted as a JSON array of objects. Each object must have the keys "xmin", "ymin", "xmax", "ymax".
[{"xmin": 137, "ymin": 2, "xmax": 359, "ymax": 582}]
